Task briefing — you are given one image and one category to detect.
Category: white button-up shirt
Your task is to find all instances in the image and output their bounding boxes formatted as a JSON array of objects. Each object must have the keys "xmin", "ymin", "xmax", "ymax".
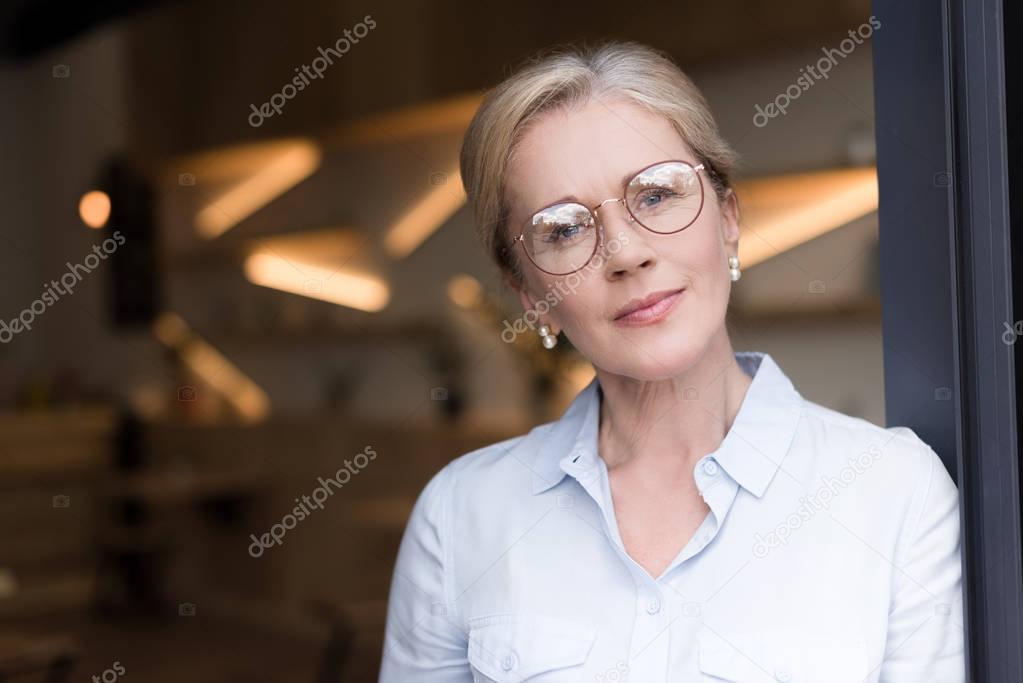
[{"xmin": 380, "ymin": 351, "xmax": 965, "ymax": 682}]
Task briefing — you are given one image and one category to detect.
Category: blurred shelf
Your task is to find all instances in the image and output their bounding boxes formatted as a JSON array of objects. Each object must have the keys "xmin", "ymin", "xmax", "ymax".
[
  {"xmin": 199, "ymin": 321, "xmax": 447, "ymax": 346},
  {"xmin": 0, "ymin": 407, "xmax": 117, "ymax": 438},
  {"xmin": 0, "ymin": 407, "xmax": 116, "ymax": 483},
  {"xmin": 0, "ymin": 574, "xmax": 95, "ymax": 620},
  {"xmin": 103, "ymin": 467, "xmax": 271, "ymax": 505}
]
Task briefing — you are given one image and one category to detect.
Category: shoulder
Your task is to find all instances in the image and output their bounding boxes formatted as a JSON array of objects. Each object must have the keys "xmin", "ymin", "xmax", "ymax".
[
  {"xmin": 407, "ymin": 420, "xmax": 556, "ymax": 520},
  {"xmin": 793, "ymin": 397, "xmax": 958, "ymax": 530},
  {"xmin": 798, "ymin": 397, "xmax": 943, "ymax": 472}
]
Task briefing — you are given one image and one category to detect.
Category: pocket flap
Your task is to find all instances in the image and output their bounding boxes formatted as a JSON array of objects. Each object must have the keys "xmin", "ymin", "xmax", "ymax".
[
  {"xmin": 468, "ymin": 613, "xmax": 596, "ymax": 682},
  {"xmin": 698, "ymin": 635, "xmax": 775, "ymax": 682},
  {"xmin": 697, "ymin": 629, "xmax": 870, "ymax": 682}
]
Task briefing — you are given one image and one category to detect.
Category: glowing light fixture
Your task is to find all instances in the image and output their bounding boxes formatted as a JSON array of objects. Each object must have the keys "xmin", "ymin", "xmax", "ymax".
[
  {"xmin": 244, "ymin": 251, "xmax": 389, "ymax": 312},
  {"xmin": 195, "ymin": 139, "xmax": 321, "ymax": 239},
  {"xmin": 735, "ymin": 167, "xmax": 878, "ymax": 268},
  {"xmin": 326, "ymin": 93, "xmax": 483, "ymax": 147},
  {"xmin": 384, "ymin": 165, "xmax": 465, "ymax": 259},
  {"xmin": 447, "ymin": 274, "xmax": 483, "ymax": 309},
  {"xmin": 79, "ymin": 190, "xmax": 111, "ymax": 229},
  {"xmin": 152, "ymin": 312, "xmax": 270, "ymax": 423}
]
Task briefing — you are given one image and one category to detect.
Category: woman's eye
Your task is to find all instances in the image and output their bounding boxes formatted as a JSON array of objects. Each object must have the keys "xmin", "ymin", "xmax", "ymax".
[
  {"xmin": 545, "ymin": 223, "xmax": 581, "ymax": 242},
  {"xmin": 639, "ymin": 188, "xmax": 675, "ymax": 207}
]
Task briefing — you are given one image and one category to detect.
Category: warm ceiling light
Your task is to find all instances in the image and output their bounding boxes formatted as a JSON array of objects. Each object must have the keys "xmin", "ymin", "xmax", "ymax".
[
  {"xmin": 153, "ymin": 311, "xmax": 190, "ymax": 346},
  {"xmin": 447, "ymin": 274, "xmax": 483, "ymax": 309},
  {"xmin": 326, "ymin": 92, "xmax": 483, "ymax": 147},
  {"xmin": 384, "ymin": 165, "xmax": 465, "ymax": 258},
  {"xmin": 735, "ymin": 167, "xmax": 878, "ymax": 268},
  {"xmin": 195, "ymin": 139, "xmax": 321, "ymax": 239},
  {"xmin": 79, "ymin": 190, "xmax": 111, "ymax": 229},
  {"xmin": 243, "ymin": 251, "xmax": 389, "ymax": 312},
  {"xmin": 151, "ymin": 312, "xmax": 270, "ymax": 423}
]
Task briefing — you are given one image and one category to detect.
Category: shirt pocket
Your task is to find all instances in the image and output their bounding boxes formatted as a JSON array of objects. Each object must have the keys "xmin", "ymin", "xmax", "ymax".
[
  {"xmin": 697, "ymin": 629, "xmax": 871, "ymax": 682},
  {"xmin": 467, "ymin": 613, "xmax": 597, "ymax": 683}
]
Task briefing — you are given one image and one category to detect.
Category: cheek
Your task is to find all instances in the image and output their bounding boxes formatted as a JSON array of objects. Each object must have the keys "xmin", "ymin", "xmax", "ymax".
[
  {"xmin": 541, "ymin": 281, "xmax": 604, "ymax": 337},
  {"xmin": 673, "ymin": 218, "xmax": 727, "ymax": 285}
]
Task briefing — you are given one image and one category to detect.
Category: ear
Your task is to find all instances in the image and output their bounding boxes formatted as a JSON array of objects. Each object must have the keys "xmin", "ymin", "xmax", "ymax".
[
  {"xmin": 719, "ymin": 188, "xmax": 741, "ymax": 247},
  {"xmin": 514, "ymin": 280, "xmax": 559, "ymax": 335}
]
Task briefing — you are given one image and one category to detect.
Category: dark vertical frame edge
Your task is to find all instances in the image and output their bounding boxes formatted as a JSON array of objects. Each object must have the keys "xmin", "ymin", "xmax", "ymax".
[{"xmin": 874, "ymin": 0, "xmax": 1023, "ymax": 678}]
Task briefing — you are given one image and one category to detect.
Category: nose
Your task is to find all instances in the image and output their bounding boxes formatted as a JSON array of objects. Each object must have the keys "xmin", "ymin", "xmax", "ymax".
[{"xmin": 593, "ymin": 200, "xmax": 656, "ymax": 277}]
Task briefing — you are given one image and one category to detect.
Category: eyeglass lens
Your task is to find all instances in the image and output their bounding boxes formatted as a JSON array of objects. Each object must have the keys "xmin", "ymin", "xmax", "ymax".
[{"xmin": 521, "ymin": 161, "xmax": 703, "ymax": 275}]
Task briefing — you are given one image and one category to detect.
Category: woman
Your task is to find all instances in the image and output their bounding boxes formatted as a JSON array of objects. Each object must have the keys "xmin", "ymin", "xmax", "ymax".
[{"xmin": 380, "ymin": 41, "xmax": 963, "ymax": 682}]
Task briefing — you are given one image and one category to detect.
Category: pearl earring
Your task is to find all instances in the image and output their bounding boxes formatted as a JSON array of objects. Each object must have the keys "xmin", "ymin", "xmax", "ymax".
[
  {"xmin": 728, "ymin": 255, "xmax": 742, "ymax": 282},
  {"xmin": 538, "ymin": 324, "xmax": 558, "ymax": 350}
]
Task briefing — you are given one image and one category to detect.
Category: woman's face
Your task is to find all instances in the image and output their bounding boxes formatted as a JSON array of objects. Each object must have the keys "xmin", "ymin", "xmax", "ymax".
[{"xmin": 504, "ymin": 97, "xmax": 741, "ymax": 381}]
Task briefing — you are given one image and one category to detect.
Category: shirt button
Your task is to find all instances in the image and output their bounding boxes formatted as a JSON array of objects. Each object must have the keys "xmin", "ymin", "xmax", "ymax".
[
  {"xmin": 702, "ymin": 460, "xmax": 719, "ymax": 476},
  {"xmin": 774, "ymin": 668, "xmax": 792, "ymax": 682},
  {"xmin": 501, "ymin": 652, "xmax": 517, "ymax": 671},
  {"xmin": 646, "ymin": 599, "xmax": 661, "ymax": 615}
]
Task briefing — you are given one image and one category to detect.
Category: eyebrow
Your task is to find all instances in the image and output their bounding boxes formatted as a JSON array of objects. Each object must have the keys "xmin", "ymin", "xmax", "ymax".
[{"xmin": 527, "ymin": 161, "xmax": 681, "ymax": 216}]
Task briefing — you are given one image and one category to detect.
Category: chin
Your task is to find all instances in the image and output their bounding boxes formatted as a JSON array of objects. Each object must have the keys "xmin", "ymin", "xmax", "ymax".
[{"xmin": 593, "ymin": 334, "xmax": 704, "ymax": 382}]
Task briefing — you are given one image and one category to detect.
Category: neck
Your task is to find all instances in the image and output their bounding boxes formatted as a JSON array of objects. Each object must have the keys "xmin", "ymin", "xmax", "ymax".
[{"xmin": 595, "ymin": 331, "xmax": 753, "ymax": 475}]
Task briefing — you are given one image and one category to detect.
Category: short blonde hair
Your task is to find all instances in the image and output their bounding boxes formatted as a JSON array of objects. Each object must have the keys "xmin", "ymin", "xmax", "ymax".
[{"xmin": 459, "ymin": 40, "xmax": 741, "ymax": 286}]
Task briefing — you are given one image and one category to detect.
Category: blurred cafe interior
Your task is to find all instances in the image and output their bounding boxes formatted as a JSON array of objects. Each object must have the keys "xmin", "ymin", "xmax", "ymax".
[{"xmin": 0, "ymin": 0, "xmax": 890, "ymax": 680}]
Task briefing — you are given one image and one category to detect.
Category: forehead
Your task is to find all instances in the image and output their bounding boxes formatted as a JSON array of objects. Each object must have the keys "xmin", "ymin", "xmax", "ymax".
[{"xmin": 505, "ymin": 97, "xmax": 694, "ymax": 216}]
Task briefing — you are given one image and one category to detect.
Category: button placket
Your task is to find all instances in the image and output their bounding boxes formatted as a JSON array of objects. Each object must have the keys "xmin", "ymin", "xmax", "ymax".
[{"xmin": 628, "ymin": 586, "xmax": 671, "ymax": 683}]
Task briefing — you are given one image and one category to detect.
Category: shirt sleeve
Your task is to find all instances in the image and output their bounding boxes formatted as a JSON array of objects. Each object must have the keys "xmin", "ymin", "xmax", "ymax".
[
  {"xmin": 879, "ymin": 441, "xmax": 965, "ymax": 682},
  {"xmin": 379, "ymin": 463, "xmax": 471, "ymax": 682}
]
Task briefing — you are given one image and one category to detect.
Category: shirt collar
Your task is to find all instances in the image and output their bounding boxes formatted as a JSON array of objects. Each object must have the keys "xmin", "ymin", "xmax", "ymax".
[{"xmin": 530, "ymin": 351, "xmax": 803, "ymax": 497}]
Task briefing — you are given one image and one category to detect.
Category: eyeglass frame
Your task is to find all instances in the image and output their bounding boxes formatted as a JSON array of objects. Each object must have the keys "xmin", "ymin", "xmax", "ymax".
[{"xmin": 509, "ymin": 159, "xmax": 708, "ymax": 276}]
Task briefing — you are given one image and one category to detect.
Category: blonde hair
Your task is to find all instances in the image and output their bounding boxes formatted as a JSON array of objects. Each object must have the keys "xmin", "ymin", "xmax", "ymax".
[{"xmin": 459, "ymin": 40, "xmax": 741, "ymax": 286}]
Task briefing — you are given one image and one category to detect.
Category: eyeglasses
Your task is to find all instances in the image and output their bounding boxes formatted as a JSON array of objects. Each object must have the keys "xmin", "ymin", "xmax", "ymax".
[{"xmin": 511, "ymin": 160, "xmax": 707, "ymax": 276}]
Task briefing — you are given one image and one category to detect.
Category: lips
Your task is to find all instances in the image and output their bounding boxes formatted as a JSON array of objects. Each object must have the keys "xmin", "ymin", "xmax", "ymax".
[{"xmin": 613, "ymin": 288, "xmax": 685, "ymax": 323}]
